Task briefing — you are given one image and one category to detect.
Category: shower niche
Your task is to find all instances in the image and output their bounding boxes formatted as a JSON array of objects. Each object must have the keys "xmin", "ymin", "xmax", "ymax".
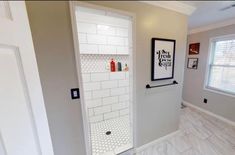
[{"xmin": 75, "ymin": 5, "xmax": 133, "ymax": 155}]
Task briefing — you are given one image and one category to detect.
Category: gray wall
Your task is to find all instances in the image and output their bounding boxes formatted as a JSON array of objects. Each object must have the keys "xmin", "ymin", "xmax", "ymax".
[
  {"xmin": 26, "ymin": 1, "xmax": 187, "ymax": 154},
  {"xmin": 26, "ymin": 2, "xmax": 86, "ymax": 155},
  {"xmin": 183, "ymin": 24, "xmax": 235, "ymax": 122},
  {"xmin": 84, "ymin": 1, "xmax": 188, "ymax": 147}
]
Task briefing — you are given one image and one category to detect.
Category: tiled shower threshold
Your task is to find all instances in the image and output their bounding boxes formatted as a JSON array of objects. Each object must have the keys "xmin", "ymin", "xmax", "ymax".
[{"xmin": 90, "ymin": 116, "xmax": 132, "ymax": 155}]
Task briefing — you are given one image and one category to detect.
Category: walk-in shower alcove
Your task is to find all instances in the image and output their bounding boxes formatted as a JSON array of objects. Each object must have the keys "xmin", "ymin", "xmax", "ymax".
[{"xmin": 75, "ymin": 5, "xmax": 133, "ymax": 155}]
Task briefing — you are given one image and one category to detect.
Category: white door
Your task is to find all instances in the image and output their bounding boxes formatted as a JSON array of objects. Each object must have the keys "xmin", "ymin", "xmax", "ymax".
[{"xmin": 0, "ymin": 1, "xmax": 54, "ymax": 155}]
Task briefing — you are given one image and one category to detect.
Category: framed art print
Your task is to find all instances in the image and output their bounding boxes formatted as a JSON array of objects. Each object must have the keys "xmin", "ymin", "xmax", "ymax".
[
  {"xmin": 187, "ymin": 58, "xmax": 198, "ymax": 69},
  {"xmin": 189, "ymin": 43, "xmax": 200, "ymax": 55},
  {"xmin": 151, "ymin": 38, "xmax": 176, "ymax": 81}
]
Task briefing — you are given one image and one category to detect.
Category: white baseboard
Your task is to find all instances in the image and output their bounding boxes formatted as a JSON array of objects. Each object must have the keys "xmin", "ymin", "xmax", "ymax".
[
  {"xmin": 182, "ymin": 100, "xmax": 235, "ymax": 126},
  {"xmin": 135, "ymin": 130, "xmax": 180, "ymax": 153}
]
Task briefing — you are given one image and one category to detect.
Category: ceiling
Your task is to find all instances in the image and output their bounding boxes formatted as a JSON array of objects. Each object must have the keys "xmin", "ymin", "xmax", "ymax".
[{"xmin": 182, "ymin": 1, "xmax": 235, "ymax": 30}]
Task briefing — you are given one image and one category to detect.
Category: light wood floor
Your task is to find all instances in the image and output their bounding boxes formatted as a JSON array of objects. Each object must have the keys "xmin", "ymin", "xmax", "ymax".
[{"xmin": 137, "ymin": 107, "xmax": 235, "ymax": 155}]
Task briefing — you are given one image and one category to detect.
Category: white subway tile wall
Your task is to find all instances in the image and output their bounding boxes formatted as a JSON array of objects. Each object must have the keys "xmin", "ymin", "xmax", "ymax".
[
  {"xmin": 98, "ymin": 45, "xmax": 116, "ymax": 54},
  {"xmin": 84, "ymin": 72, "xmax": 130, "ymax": 123},
  {"xmin": 83, "ymin": 82, "xmax": 100, "ymax": 91},
  {"xmin": 97, "ymin": 25, "xmax": 116, "ymax": 35},
  {"xmin": 110, "ymin": 72, "xmax": 126, "ymax": 80},
  {"xmin": 91, "ymin": 72, "xmax": 109, "ymax": 82},
  {"xmin": 104, "ymin": 111, "xmax": 119, "ymax": 120},
  {"xmin": 116, "ymin": 28, "xmax": 128, "ymax": 37},
  {"xmin": 76, "ymin": 15, "xmax": 129, "ymax": 55},
  {"xmin": 89, "ymin": 115, "xmax": 103, "ymax": 123},
  {"xmin": 110, "ymin": 87, "xmax": 126, "ymax": 96},
  {"xmin": 77, "ymin": 22, "xmax": 97, "ymax": 34},
  {"xmin": 101, "ymin": 80, "xmax": 118, "ymax": 89},
  {"xmin": 77, "ymin": 12, "xmax": 131, "ymax": 123},
  {"xmin": 102, "ymin": 96, "xmax": 118, "ymax": 105},
  {"xmin": 86, "ymin": 99, "xmax": 102, "ymax": 108},
  {"xmin": 87, "ymin": 34, "xmax": 107, "ymax": 45},
  {"xmin": 78, "ymin": 33, "xmax": 87, "ymax": 44},
  {"xmin": 79, "ymin": 44, "xmax": 98, "ymax": 54}
]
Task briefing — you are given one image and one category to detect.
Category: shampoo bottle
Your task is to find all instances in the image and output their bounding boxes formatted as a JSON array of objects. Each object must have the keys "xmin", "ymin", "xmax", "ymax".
[
  {"xmin": 117, "ymin": 62, "xmax": 122, "ymax": 71},
  {"xmin": 110, "ymin": 58, "xmax": 116, "ymax": 72}
]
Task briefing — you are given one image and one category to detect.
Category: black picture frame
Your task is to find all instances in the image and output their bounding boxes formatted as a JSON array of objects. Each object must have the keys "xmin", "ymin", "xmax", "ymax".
[
  {"xmin": 151, "ymin": 38, "xmax": 176, "ymax": 81},
  {"xmin": 187, "ymin": 58, "xmax": 198, "ymax": 69}
]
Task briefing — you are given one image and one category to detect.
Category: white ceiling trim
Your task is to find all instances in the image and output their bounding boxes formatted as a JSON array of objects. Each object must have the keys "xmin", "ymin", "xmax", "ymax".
[
  {"xmin": 141, "ymin": 1, "xmax": 196, "ymax": 16},
  {"xmin": 189, "ymin": 18, "xmax": 235, "ymax": 34}
]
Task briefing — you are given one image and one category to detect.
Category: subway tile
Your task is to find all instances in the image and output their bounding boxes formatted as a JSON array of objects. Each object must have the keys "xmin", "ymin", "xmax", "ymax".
[
  {"xmin": 110, "ymin": 72, "xmax": 125, "ymax": 80},
  {"xmin": 91, "ymin": 73, "xmax": 109, "ymax": 82},
  {"xmin": 86, "ymin": 99, "xmax": 102, "ymax": 108},
  {"xmin": 119, "ymin": 94, "xmax": 129, "ymax": 102},
  {"xmin": 110, "ymin": 87, "xmax": 126, "ymax": 96},
  {"xmin": 98, "ymin": 45, "xmax": 116, "ymax": 54},
  {"xmin": 83, "ymin": 91, "xmax": 92, "ymax": 100},
  {"xmin": 112, "ymin": 102, "xmax": 127, "ymax": 111},
  {"xmin": 125, "ymin": 72, "xmax": 129, "ymax": 79},
  {"xmin": 107, "ymin": 36, "xmax": 125, "ymax": 46},
  {"xmin": 87, "ymin": 34, "xmax": 106, "ymax": 45},
  {"xmin": 82, "ymin": 73, "xmax": 90, "ymax": 83},
  {"xmin": 83, "ymin": 82, "xmax": 100, "ymax": 91},
  {"xmin": 102, "ymin": 96, "xmax": 118, "ymax": 105},
  {"xmin": 116, "ymin": 28, "xmax": 128, "ymax": 37},
  {"xmin": 118, "ymin": 79, "xmax": 129, "ymax": 87},
  {"xmin": 125, "ymin": 87, "xmax": 130, "ymax": 93},
  {"xmin": 97, "ymin": 24, "xmax": 116, "ymax": 35},
  {"xmin": 79, "ymin": 44, "xmax": 98, "ymax": 54},
  {"xmin": 78, "ymin": 33, "xmax": 87, "ymax": 44},
  {"xmin": 93, "ymin": 89, "xmax": 110, "ymax": 98},
  {"xmin": 88, "ymin": 108, "xmax": 94, "ymax": 116},
  {"xmin": 77, "ymin": 22, "xmax": 96, "ymax": 34},
  {"xmin": 104, "ymin": 111, "xmax": 119, "ymax": 120},
  {"xmin": 124, "ymin": 38, "xmax": 129, "ymax": 46},
  {"xmin": 116, "ymin": 46, "xmax": 129, "ymax": 55},
  {"xmin": 89, "ymin": 115, "xmax": 103, "ymax": 123},
  {"xmin": 77, "ymin": 6, "xmax": 105, "ymax": 15},
  {"xmin": 101, "ymin": 80, "xmax": 118, "ymax": 89},
  {"xmin": 126, "ymin": 101, "xmax": 130, "ymax": 107},
  {"xmin": 120, "ymin": 108, "xmax": 129, "ymax": 116},
  {"xmin": 94, "ymin": 105, "xmax": 111, "ymax": 115}
]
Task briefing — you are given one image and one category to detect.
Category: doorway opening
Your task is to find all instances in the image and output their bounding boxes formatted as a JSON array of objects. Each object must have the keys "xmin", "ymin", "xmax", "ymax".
[{"xmin": 71, "ymin": 3, "xmax": 134, "ymax": 155}]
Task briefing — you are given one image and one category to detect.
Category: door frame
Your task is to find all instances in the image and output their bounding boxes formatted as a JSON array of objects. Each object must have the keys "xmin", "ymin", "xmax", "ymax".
[{"xmin": 69, "ymin": 1, "xmax": 137, "ymax": 154}]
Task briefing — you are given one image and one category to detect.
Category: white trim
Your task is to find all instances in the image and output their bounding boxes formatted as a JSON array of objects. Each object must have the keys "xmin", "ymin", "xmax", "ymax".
[
  {"xmin": 203, "ymin": 34, "xmax": 235, "ymax": 98},
  {"xmin": 134, "ymin": 130, "xmax": 180, "ymax": 153},
  {"xmin": 69, "ymin": 2, "xmax": 136, "ymax": 155},
  {"xmin": 203, "ymin": 36, "xmax": 214, "ymax": 95},
  {"xmin": 69, "ymin": 2, "xmax": 91, "ymax": 155},
  {"xmin": 204, "ymin": 87, "xmax": 235, "ymax": 98},
  {"xmin": 182, "ymin": 100, "xmax": 235, "ymax": 126},
  {"xmin": 140, "ymin": 1, "xmax": 196, "ymax": 16},
  {"xmin": 189, "ymin": 18, "xmax": 235, "ymax": 34},
  {"xmin": 210, "ymin": 33, "xmax": 235, "ymax": 42},
  {"xmin": 0, "ymin": 131, "xmax": 7, "ymax": 155}
]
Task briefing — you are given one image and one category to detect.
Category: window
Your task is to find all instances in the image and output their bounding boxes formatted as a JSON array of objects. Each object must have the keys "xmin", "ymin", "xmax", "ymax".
[{"xmin": 206, "ymin": 36, "xmax": 235, "ymax": 95}]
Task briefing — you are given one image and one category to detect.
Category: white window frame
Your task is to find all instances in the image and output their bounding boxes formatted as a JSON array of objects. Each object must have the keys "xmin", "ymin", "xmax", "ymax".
[{"xmin": 204, "ymin": 34, "xmax": 235, "ymax": 97}]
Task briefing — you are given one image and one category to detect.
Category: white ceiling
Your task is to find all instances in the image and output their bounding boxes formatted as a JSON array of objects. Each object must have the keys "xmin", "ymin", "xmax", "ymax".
[{"xmin": 183, "ymin": 1, "xmax": 235, "ymax": 30}]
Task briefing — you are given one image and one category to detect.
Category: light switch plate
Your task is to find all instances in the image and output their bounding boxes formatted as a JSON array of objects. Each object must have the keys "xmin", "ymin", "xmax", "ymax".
[{"xmin": 71, "ymin": 88, "xmax": 80, "ymax": 99}]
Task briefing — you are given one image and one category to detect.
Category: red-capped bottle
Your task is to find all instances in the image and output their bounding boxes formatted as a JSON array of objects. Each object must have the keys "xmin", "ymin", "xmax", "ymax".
[{"xmin": 110, "ymin": 58, "xmax": 116, "ymax": 72}]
